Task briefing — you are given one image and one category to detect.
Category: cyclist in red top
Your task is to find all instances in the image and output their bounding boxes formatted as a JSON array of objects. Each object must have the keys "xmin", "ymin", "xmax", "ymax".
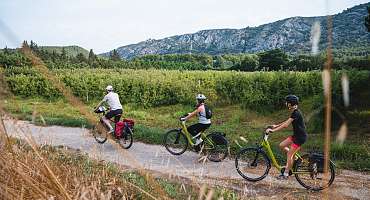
[{"xmin": 265, "ymin": 95, "xmax": 308, "ymax": 180}]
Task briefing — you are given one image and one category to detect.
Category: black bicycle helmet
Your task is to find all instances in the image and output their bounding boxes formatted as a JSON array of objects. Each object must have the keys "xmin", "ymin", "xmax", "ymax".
[{"xmin": 285, "ymin": 95, "xmax": 299, "ymax": 105}]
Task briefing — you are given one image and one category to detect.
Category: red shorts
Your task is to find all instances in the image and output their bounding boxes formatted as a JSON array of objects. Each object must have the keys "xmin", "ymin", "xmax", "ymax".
[{"xmin": 287, "ymin": 136, "xmax": 301, "ymax": 149}]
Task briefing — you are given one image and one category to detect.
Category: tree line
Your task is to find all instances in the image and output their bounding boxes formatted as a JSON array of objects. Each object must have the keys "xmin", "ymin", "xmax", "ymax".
[{"xmin": 1, "ymin": 40, "xmax": 369, "ymax": 71}]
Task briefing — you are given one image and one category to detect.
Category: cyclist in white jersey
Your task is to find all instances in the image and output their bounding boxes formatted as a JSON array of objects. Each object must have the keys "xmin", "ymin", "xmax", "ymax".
[{"xmin": 94, "ymin": 85, "xmax": 123, "ymax": 133}]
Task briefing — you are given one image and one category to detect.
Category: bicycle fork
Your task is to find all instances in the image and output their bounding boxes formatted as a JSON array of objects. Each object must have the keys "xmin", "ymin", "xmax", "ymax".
[{"xmin": 250, "ymin": 148, "xmax": 263, "ymax": 167}]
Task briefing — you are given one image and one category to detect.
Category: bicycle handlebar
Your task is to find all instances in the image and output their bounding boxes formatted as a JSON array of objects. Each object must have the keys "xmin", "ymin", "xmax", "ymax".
[
  {"xmin": 179, "ymin": 114, "xmax": 189, "ymax": 122},
  {"xmin": 262, "ymin": 125, "xmax": 274, "ymax": 140}
]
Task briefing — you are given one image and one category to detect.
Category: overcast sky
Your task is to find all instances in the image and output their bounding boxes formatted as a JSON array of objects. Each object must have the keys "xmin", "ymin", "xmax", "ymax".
[{"xmin": 0, "ymin": 0, "xmax": 368, "ymax": 53}]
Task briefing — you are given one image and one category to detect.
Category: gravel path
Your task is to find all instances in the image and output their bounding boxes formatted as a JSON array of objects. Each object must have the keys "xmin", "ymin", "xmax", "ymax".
[{"xmin": 4, "ymin": 120, "xmax": 370, "ymax": 199}]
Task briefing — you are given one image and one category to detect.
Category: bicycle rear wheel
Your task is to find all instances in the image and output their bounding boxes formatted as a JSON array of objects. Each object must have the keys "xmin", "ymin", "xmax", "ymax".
[
  {"xmin": 294, "ymin": 154, "xmax": 335, "ymax": 191},
  {"xmin": 163, "ymin": 129, "xmax": 188, "ymax": 155},
  {"xmin": 202, "ymin": 132, "xmax": 229, "ymax": 162},
  {"xmin": 92, "ymin": 123, "xmax": 108, "ymax": 144},
  {"xmin": 235, "ymin": 147, "xmax": 271, "ymax": 181},
  {"xmin": 118, "ymin": 127, "xmax": 133, "ymax": 149}
]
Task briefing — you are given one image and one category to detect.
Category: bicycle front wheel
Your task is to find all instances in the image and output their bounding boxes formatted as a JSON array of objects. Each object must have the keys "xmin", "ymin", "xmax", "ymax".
[
  {"xmin": 92, "ymin": 124, "xmax": 108, "ymax": 144},
  {"xmin": 294, "ymin": 154, "xmax": 335, "ymax": 191},
  {"xmin": 235, "ymin": 147, "xmax": 271, "ymax": 182},
  {"xmin": 203, "ymin": 132, "xmax": 229, "ymax": 162},
  {"xmin": 163, "ymin": 129, "xmax": 188, "ymax": 155},
  {"xmin": 118, "ymin": 127, "xmax": 133, "ymax": 149}
]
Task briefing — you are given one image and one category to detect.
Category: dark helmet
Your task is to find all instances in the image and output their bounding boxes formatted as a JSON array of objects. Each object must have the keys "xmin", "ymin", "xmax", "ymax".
[{"xmin": 285, "ymin": 95, "xmax": 299, "ymax": 105}]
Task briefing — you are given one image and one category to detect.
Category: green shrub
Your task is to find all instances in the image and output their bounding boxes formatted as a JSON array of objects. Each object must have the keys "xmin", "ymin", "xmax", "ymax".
[{"xmin": 4, "ymin": 67, "xmax": 370, "ymax": 109}]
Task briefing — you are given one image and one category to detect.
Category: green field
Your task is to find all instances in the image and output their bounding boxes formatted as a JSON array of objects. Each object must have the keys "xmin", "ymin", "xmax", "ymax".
[
  {"xmin": 1, "ymin": 51, "xmax": 370, "ymax": 171},
  {"xmin": 4, "ymin": 96, "xmax": 369, "ymax": 171},
  {"xmin": 4, "ymin": 67, "xmax": 370, "ymax": 108}
]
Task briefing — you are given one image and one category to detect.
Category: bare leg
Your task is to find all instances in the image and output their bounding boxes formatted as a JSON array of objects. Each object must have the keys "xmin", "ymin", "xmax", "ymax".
[
  {"xmin": 102, "ymin": 116, "xmax": 113, "ymax": 131},
  {"xmin": 286, "ymin": 145, "xmax": 300, "ymax": 173},
  {"xmin": 279, "ymin": 137, "xmax": 293, "ymax": 153}
]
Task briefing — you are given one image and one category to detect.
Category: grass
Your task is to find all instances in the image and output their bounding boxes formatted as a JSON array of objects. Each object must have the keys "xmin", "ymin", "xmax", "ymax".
[
  {"xmin": 0, "ymin": 138, "xmax": 240, "ymax": 199},
  {"xmin": 3, "ymin": 97, "xmax": 370, "ymax": 171}
]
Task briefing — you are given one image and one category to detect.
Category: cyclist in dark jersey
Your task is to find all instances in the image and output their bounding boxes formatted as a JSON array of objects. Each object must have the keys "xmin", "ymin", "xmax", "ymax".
[{"xmin": 265, "ymin": 95, "xmax": 308, "ymax": 180}]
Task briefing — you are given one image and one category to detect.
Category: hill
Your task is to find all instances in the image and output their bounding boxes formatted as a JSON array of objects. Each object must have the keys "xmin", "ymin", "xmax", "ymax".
[
  {"xmin": 40, "ymin": 45, "xmax": 89, "ymax": 57},
  {"xmin": 101, "ymin": 3, "xmax": 370, "ymax": 59}
]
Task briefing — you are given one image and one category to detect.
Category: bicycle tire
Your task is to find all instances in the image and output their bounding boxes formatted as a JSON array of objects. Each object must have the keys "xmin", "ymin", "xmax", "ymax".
[
  {"xmin": 92, "ymin": 124, "xmax": 108, "ymax": 144},
  {"xmin": 118, "ymin": 127, "xmax": 133, "ymax": 149},
  {"xmin": 163, "ymin": 129, "xmax": 188, "ymax": 155},
  {"xmin": 203, "ymin": 132, "xmax": 229, "ymax": 162},
  {"xmin": 235, "ymin": 147, "xmax": 271, "ymax": 182},
  {"xmin": 294, "ymin": 154, "xmax": 336, "ymax": 191}
]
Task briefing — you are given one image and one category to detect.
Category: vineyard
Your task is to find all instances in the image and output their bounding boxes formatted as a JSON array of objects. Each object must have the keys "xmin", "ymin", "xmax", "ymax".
[
  {"xmin": 3, "ymin": 66, "xmax": 370, "ymax": 109},
  {"xmin": 1, "ymin": 1, "xmax": 370, "ymax": 199}
]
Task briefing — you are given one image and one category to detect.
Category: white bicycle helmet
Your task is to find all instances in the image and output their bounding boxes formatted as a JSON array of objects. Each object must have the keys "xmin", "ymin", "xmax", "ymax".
[
  {"xmin": 196, "ymin": 94, "xmax": 207, "ymax": 100},
  {"xmin": 106, "ymin": 85, "xmax": 113, "ymax": 91}
]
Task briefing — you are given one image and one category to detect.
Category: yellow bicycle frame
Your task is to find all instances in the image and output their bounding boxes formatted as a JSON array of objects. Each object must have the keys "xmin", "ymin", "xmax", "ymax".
[
  {"xmin": 260, "ymin": 134, "xmax": 302, "ymax": 173},
  {"xmin": 179, "ymin": 121, "xmax": 215, "ymax": 148}
]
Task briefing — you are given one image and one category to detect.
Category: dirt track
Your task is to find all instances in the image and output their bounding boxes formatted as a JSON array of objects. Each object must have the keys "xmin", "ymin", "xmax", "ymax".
[{"xmin": 4, "ymin": 120, "xmax": 370, "ymax": 199}]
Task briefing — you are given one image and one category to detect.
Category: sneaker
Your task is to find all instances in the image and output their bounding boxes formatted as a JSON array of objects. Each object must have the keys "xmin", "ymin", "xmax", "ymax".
[
  {"xmin": 277, "ymin": 174, "xmax": 289, "ymax": 180},
  {"xmin": 195, "ymin": 138, "xmax": 203, "ymax": 146},
  {"xmin": 108, "ymin": 129, "xmax": 114, "ymax": 134}
]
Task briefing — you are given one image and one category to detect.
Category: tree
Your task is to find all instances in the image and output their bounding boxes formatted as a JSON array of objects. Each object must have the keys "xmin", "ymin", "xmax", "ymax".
[
  {"xmin": 88, "ymin": 49, "xmax": 96, "ymax": 64},
  {"xmin": 76, "ymin": 53, "xmax": 87, "ymax": 63},
  {"xmin": 22, "ymin": 40, "xmax": 29, "ymax": 48},
  {"xmin": 239, "ymin": 54, "xmax": 259, "ymax": 71},
  {"xmin": 4, "ymin": 46, "xmax": 10, "ymax": 54},
  {"xmin": 30, "ymin": 40, "xmax": 38, "ymax": 50},
  {"xmin": 258, "ymin": 49, "xmax": 289, "ymax": 71},
  {"xmin": 213, "ymin": 55, "xmax": 225, "ymax": 69},
  {"xmin": 365, "ymin": 6, "xmax": 370, "ymax": 32},
  {"xmin": 60, "ymin": 47, "xmax": 67, "ymax": 60},
  {"xmin": 110, "ymin": 49, "xmax": 121, "ymax": 61}
]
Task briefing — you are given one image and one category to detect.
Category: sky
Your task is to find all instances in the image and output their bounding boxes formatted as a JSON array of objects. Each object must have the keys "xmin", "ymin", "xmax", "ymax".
[{"xmin": 0, "ymin": 0, "xmax": 369, "ymax": 53}]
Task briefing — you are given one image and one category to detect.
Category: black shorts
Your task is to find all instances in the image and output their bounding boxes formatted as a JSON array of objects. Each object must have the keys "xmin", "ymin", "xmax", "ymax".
[
  {"xmin": 105, "ymin": 109, "xmax": 123, "ymax": 122},
  {"xmin": 187, "ymin": 123, "xmax": 211, "ymax": 137},
  {"xmin": 290, "ymin": 134, "xmax": 307, "ymax": 146}
]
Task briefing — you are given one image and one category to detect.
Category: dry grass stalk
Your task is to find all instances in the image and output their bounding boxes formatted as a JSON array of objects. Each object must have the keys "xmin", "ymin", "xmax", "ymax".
[{"xmin": 18, "ymin": 46, "xmax": 171, "ymax": 199}]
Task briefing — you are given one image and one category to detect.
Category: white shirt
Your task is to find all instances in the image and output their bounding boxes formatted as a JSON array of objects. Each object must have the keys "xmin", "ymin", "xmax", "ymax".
[{"xmin": 103, "ymin": 92, "xmax": 122, "ymax": 110}]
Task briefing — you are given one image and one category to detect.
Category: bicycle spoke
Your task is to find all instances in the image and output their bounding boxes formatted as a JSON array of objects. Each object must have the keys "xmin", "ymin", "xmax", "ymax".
[
  {"xmin": 164, "ymin": 130, "xmax": 188, "ymax": 155},
  {"xmin": 235, "ymin": 148, "xmax": 270, "ymax": 181},
  {"xmin": 203, "ymin": 133, "xmax": 228, "ymax": 162},
  {"xmin": 294, "ymin": 155, "xmax": 335, "ymax": 191}
]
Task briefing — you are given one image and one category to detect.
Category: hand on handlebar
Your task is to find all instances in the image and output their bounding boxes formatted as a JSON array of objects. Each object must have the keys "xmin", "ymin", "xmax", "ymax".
[
  {"xmin": 265, "ymin": 128, "xmax": 273, "ymax": 134},
  {"xmin": 179, "ymin": 113, "xmax": 190, "ymax": 121}
]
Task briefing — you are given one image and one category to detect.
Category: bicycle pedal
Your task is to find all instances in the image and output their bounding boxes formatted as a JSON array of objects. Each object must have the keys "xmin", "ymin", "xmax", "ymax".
[{"xmin": 280, "ymin": 168, "xmax": 293, "ymax": 176}]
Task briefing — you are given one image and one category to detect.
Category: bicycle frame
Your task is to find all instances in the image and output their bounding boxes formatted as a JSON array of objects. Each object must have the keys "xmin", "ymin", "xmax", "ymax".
[
  {"xmin": 179, "ymin": 121, "xmax": 215, "ymax": 148},
  {"xmin": 259, "ymin": 134, "xmax": 303, "ymax": 173}
]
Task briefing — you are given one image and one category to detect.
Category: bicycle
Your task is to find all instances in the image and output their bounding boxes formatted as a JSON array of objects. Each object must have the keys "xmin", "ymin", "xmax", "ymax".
[
  {"xmin": 235, "ymin": 126, "xmax": 335, "ymax": 191},
  {"xmin": 92, "ymin": 106, "xmax": 134, "ymax": 149},
  {"xmin": 163, "ymin": 116, "xmax": 229, "ymax": 162}
]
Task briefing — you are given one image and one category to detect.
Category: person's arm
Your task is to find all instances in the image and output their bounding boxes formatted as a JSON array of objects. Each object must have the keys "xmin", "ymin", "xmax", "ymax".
[
  {"xmin": 272, "ymin": 121, "xmax": 286, "ymax": 128},
  {"xmin": 95, "ymin": 96, "xmax": 107, "ymax": 110},
  {"xmin": 94, "ymin": 100, "xmax": 104, "ymax": 109},
  {"xmin": 183, "ymin": 107, "xmax": 201, "ymax": 121},
  {"xmin": 266, "ymin": 118, "xmax": 293, "ymax": 133}
]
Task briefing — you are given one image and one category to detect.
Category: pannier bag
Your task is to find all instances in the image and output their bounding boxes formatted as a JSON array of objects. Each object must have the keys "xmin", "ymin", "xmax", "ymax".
[
  {"xmin": 309, "ymin": 153, "xmax": 325, "ymax": 173},
  {"xmin": 115, "ymin": 119, "xmax": 135, "ymax": 137}
]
